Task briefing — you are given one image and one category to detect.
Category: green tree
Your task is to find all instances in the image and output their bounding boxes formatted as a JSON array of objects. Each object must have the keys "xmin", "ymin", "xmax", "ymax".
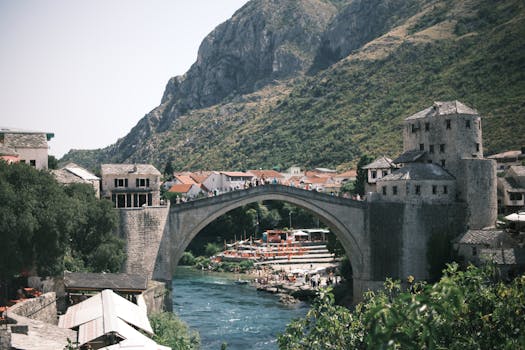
[
  {"xmin": 0, "ymin": 162, "xmax": 74, "ymax": 278},
  {"xmin": 47, "ymin": 155, "xmax": 59, "ymax": 169},
  {"xmin": 279, "ymin": 264, "xmax": 525, "ymax": 349},
  {"xmin": 164, "ymin": 157, "xmax": 174, "ymax": 178},
  {"xmin": 63, "ymin": 183, "xmax": 123, "ymax": 272},
  {"xmin": 0, "ymin": 162, "xmax": 123, "ymax": 282},
  {"xmin": 353, "ymin": 155, "xmax": 373, "ymax": 196}
]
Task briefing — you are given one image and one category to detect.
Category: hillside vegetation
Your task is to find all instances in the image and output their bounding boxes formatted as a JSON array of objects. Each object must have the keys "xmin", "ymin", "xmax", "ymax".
[{"xmin": 61, "ymin": 0, "xmax": 525, "ymax": 171}]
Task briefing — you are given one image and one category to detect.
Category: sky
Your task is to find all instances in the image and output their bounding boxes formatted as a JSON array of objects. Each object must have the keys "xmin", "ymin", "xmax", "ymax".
[{"xmin": 0, "ymin": 0, "xmax": 250, "ymax": 158}]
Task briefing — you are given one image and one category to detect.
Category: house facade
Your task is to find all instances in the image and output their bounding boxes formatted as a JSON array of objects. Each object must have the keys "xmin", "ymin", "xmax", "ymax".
[
  {"xmin": 101, "ymin": 164, "xmax": 161, "ymax": 208},
  {"xmin": 0, "ymin": 127, "xmax": 54, "ymax": 169}
]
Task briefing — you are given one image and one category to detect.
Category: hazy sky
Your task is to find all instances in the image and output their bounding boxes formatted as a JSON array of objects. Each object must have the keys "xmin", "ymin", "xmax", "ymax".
[{"xmin": 0, "ymin": 0, "xmax": 249, "ymax": 158}]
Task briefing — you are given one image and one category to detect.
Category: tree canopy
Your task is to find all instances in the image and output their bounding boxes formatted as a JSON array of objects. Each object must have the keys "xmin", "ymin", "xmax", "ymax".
[
  {"xmin": 278, "ymin": 263, "xmax": 525, "ymax": 349},
  {"xmin": 0, "ymin": 161, "xmax": 124, "ymax": 281}
]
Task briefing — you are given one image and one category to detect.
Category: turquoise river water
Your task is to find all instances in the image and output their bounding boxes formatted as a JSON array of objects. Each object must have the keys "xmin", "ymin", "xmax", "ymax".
[{"xmin": 172, "ymin": 267, "xmax": 309, "ymax": 350}]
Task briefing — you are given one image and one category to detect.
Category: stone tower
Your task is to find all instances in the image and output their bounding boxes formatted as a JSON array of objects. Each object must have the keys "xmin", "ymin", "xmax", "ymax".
[{"xmin": 402, "ymin": 101, "xmax": 497, "ymax": 229}]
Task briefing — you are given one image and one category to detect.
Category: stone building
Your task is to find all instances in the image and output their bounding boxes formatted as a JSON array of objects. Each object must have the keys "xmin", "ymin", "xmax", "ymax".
[
  {"xmin": 0, "ymin": 127, "xmax": 54, "ymax": 169},
  {"xmin": 377, "ymin": 163, "xmax": 456, "ymax": 203},
  {"xmin": 52, "ymin": 162, "xmax": 101, "ymax": 198},
  {"xmin": 497, "ymin": 165, "xmax": 525, "ymax": 214},
  {"xmin": 488, "ymin": 148, "xmax": 525, "ymax": 173},
  {"xmin": 101, "ymin": 164, "xmax": 161, "ymax": 208},
  {"xmin": 362, "ymin": 156, "xmax": 395, "ymax": 193},
  {"xmin": 376, "ymin": 101, "xmax": 497, "ymax": 229}
]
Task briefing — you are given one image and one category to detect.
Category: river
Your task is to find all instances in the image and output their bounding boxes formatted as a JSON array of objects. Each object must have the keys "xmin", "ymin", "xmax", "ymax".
[{"xmin": 172, "ymin": 267, "xmax": 309, "ymax": 350}]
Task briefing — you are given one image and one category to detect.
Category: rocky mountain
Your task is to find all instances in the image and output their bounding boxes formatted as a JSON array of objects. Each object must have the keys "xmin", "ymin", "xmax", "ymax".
[{"xmin": 62, "ymin": 0, "xmax": 525, "ymax": 172}]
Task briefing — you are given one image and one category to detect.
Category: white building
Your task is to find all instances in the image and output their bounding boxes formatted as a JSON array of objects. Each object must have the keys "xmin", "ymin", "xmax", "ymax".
[{"xmin": 0, "ymin": 127, "xmax": 54, "ymax": 169}]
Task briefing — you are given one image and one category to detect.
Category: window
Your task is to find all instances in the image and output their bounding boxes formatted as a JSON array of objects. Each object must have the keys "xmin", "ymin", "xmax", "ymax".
[
  {"xmin": 392, "ymin": 186, "xmax": 398, "ymax": 195},
  {"xmin": 466, "ymin": 120, "xmax": 471, "ymax": 128},
  {"xmin": 20, "ymin": 160, "xmax": 26, "ymax": 164},
  {"xmin": 472, "ymin": 246, "xmax": 477, "ymax": 256},
  {"xmin": 415, "ymin": 185, "xmax": 421, "ymax": 195},
  {"xmin": 371, "ymin": 171, "xmax": 377, "ymax": 179},
  {"xmin": 510, "ymin": 193, "xmax": 523, "ymax": 201},
  {"xmin": 476, "ymin": 143, "xmax": 480, "ymax": 152},
  {"xmin": 382, "ymin": 170, "xmax": 388, "ymax": 177},
  {"xmin": 136, "ymin": 178, "xmax": 150, "ymax": 187},
  {"xmin": 411, "ymin": 124, "xmax": 416, "ymax": 133},
  {"xmin": 382, "ymin": 186, "xmax": 387, "ymax": 195},
  {"xmin": 446, "ymin": 119, "xmax": 451, "ymax": 129},
  {"xmin": 443, "ymin": 185, "xmax": 448, "ymax": 194},
  {"xmin": 429, "ymin": 144, "xmax": 434, "ymax": 154},
  {"xmin": 432, "ymin": 185, "xmax": 437, "ymax": 194},
  {"xmin": 441, "ymin": 159, "xmax": 446, "ymax": 167},
  {"xmin": 419, "ymin": 143, "xmax": 424, "ymax": 151},
  {"xmin": 29, "ymin": 160, "xmax": 36, "ymax": 167},
  {"xmin": 440, "ymin": 144, "xmax": 445, "ymax": 153},
  {"xmin": 425, "ymin": 122, "xmax": 430, "ymax": 131},
  {"xmin": 115, "ymin": 178, "xmax": 128, "ymax": 188}
]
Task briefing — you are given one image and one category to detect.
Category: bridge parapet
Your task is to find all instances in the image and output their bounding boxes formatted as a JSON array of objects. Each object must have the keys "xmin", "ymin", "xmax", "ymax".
[{"xmin": 170, "ymin": 184, "xmax": 366, "ymax": 212}]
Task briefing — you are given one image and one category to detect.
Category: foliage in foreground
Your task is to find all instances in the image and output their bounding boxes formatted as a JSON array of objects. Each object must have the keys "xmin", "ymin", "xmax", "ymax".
[
  {"xmin": 278, "ymin": 264, "xmax": 525, "ymax": 349},
  {"xmin": 150, "ymin": 312, "xmax": 200, "ymax": 350}
]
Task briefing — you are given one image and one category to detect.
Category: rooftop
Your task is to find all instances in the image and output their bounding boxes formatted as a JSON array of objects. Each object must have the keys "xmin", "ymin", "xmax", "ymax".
[
  {"xmin": 380, "ymin": 163, "xmax": 455, "ymax": 181},
  {"xmin": 101, "ymin": 164, "xmax": 161, "ymax": 176},
  {"xmin": 64, "ymin": 272, "xmax": 148, "ymax": 292},
  {"xmin": 248, "ymin": 169, "xmax": 285, "ymax": 179},
  {"xmin": 405, "ymin": 101, "xmax": 479, "ymax": 121},
  {"xmin": 487, "ymin": 150, "xmax": 524, "ymax": 160},
  {"xmin": 2, "ymin": 133, "xmax": 49, "ymax": 148},
  {"xmin": 63, "ymin": 163, "xmax": 99, "ymax": 181},
  {"xmin": 479, "ymin": 248, "xmax": 525, "ymax": 265},
  {"xmin": 362, "ymin": 156, "xmax": 394, "ymax": 169},
  {"xmin": 168, "ymin": 184, "xmax": 195, "ymax": 193},
  {"xmin": 509, "ymin": 165, "xmax": 525, "ymax": 177},
  {"xmin": 455, "ymin": 229, "xmax": 509, "ymax": 245},
  {"xmin": 220, "ymin": 171, "xmax": 253, "ymax": 177},
  {"xmin": 0, "ymin": 126, "xmax": 54, "ymax": 140},
  {"xmin": 393, "ymin": 150, "xmax": 426, "ymax": 164}
]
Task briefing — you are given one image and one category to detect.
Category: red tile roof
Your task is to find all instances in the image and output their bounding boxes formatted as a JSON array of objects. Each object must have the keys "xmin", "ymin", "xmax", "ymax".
[
  {"xmin": 248, "ymin": 170, "xmax": 284, "ymax": 179},
  {"xmin": 168, "ymin": 184, "xmax": 193, "ymax": 193}
]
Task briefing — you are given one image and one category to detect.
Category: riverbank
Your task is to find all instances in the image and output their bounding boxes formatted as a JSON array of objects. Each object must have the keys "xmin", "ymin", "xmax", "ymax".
[{"xmin": 186, "ymin": 258, "xmax": 344, "ymax": 304}]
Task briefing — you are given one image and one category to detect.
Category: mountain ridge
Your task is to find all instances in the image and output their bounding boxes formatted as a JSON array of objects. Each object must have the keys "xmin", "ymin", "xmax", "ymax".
[{"xmin": 61, "ymin": 0, "xmax": 525, "ymax": 172}]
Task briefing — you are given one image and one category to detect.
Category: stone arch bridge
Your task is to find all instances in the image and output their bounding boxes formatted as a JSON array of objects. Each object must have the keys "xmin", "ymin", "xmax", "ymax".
[{"xmin": 117, "ymin": 185, "xmax": 465, "ymax": 302}]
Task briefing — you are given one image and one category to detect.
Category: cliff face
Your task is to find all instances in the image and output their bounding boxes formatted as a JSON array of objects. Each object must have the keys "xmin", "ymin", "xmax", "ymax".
[
  {"xmin": 61, "ymin": 0, "xmax": 525, "ymax": 172},
  {"xmin": 156, "ymin": 0, "xmax": 339, "ymax": 131},
  {"xmin": 310, "ymin": 0, "xmax": 431, "ymax": 72}
]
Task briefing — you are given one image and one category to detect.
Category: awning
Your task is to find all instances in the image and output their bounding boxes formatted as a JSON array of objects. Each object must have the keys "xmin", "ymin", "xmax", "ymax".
[{"xmin": 505, "ymin": 212, "xmax": 525, "ymax": 222}]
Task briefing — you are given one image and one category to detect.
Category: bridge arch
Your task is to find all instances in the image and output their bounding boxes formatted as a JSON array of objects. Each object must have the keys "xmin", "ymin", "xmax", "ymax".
[{"xmin": 166, "ymin": 185, "xmax": 369, "ymax": 287}]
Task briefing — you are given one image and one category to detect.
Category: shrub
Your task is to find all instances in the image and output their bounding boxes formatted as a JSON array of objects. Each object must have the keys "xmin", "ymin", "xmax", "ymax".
[
  {"xmin": 179, "ymin": 251, "xmax": 196, "ymax": 266},
  {"xmin": 204, "ymin": 242, "xmax": 222, "ymax": 257},
  {"xmin": 150, "ymin": 312, "xmax": 200, "ymax": 350}
]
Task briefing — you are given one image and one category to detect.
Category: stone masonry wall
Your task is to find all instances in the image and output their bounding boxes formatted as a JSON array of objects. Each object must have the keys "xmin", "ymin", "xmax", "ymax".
[
  {"xmin": 116, "ymin": 205, "xmax": 170, "ymax": 280},
  {"xmin": 142, "ymin": 280, "xmax": 172, "ymax": 314},
  {"xmin": 8, "ymin": 292, "xmax": 58, "ymax": 325},
  {"xmin": 458, "ymin": 158, "xmax": 497, "ymax": 229}
]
